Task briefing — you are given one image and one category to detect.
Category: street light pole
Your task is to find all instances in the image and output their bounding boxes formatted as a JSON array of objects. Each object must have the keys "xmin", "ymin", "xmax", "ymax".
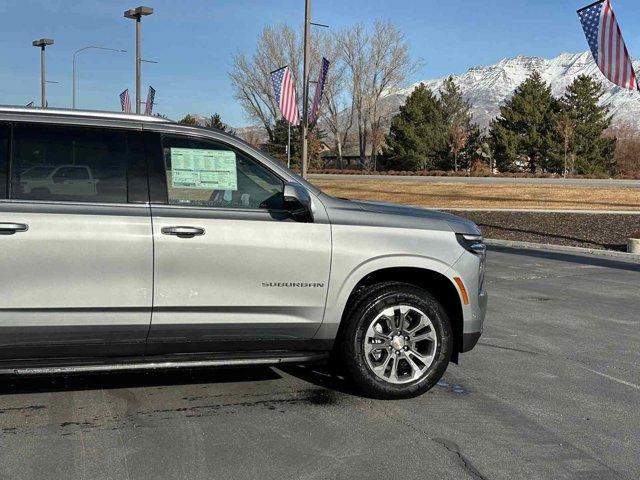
[
  {"xmin": 124, "ymin": 6, "xmax": 153, "ymax": 114},
  {"xmin": 40, "ymin": 47, "xmax": 46, "ymax": 107},
  {"xmin": 72, "ymin": 46, "xmax": 127, "ymax": 109},
  {"xmin": 33, "ymin": 38, "xmax": 54, "ymax": 108},
  {"xmin": 301, "ymin": 0, "xmax": 311, "ymax": 179},
  {"xmin": 135, "ymin": 17, "xmax": 141, "ymax": 113}
]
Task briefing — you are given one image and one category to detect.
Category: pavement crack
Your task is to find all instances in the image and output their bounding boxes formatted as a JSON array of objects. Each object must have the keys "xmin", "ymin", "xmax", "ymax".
[
  {"xmin": 375, "ymin": 406, "xmax": 490, "ymax": 480},
  {"xmin": 477, "ymin": 342, "xmax": 542, "ymax": 356},
  {"xmin": 492, "ymin": 271, "xmax": 607, "ymax": 282},
  {"xmin": 431, "ymin": 437, "xmax": 490, "ymax": 480}
]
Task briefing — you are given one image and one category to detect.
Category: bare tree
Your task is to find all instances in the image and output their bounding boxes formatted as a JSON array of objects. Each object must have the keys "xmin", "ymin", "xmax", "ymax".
[
  {"xmin": 339, "ymin": 22, "xmax": 414, "ymax": 168},
  {"xmin": 611, "ymin": 124, "xmax": 640, "ymax": 178},
  {"xmin": 316, "ymin": 32, "xmax": 353, "ymax": 167},
  {"xmin": 229, "ymin": 25, "xmax": 302, "ymax": 141},
  {"xmin": 555, "ymin": 114, "xmax": 575, "ymax": 178},
  {"xmin": 238, "ymin": 128, "xmax": 265, "ymax": 148},
  {"xmin": 367, "ymin": 21, "xmax": 414, "ymax": 169},
  {"xmin": 475, "ymin": 140, "xmax": 495, "ymax": 175},
  {"xmin": 338, "ymin": 24, "xmax": 370, "ymax": 166},
  {"xmin": 450, "ymin": 120, "xmax": 469, "ymax": 172},
  {"xmin": 231, "ymin": 20, "xmax": 414, "ymax": 167}
]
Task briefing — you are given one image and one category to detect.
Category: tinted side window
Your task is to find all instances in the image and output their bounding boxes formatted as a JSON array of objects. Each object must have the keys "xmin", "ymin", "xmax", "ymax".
[
  {"xmin": 0, "ymin": 123, "xmax": 8, "ymax": 199},
  {"xmin": 161, "ymin": 135, "xmax": 284, "ymax": 210},
  {"xmin": 11, "ymin": 124, "xmax": 128, "ymax": 203}
]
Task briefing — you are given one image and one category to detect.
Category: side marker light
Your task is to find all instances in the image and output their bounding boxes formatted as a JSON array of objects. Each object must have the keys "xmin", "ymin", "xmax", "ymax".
[{"xmin": 453, "ymin": 277, "xmax": 469, "ymax": 305}]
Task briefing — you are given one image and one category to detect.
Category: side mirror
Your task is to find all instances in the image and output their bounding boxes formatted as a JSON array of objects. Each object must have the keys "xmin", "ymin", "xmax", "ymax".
[{"xmin": 283, "ymin": 182, "xmax": 313, "ymax": 222}]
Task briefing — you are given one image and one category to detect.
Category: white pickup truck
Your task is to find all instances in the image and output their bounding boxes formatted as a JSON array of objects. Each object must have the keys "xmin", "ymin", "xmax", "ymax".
[{"xmin": 20, "ymin": 165, "xmax": 98, "ymax": 197}]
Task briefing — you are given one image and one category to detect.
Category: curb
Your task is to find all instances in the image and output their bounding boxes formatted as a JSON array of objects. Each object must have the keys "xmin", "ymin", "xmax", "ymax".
[
  {"xmin": 308, "ymin": 174, "xmax": 640, "ymax": 188},
  {"xmin": 437, "ymin": 208, "xmax": 639, "ymax": 215},
  {"xmin": 485, "ymin": 238, "xmax": 640, "ymax": 263}
]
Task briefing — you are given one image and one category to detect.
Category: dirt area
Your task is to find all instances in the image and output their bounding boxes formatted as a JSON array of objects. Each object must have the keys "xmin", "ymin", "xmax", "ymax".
[
  {"xmin": 311, "ymin": 179, "xmax": 640, "ymax": 211},
  {"xmin": 449, "ymin": 211, "xmax": 639, "ymax": 251},
  {"xmin": 310, "ymin": 178, "xmax": 640, "ymax": 250}
]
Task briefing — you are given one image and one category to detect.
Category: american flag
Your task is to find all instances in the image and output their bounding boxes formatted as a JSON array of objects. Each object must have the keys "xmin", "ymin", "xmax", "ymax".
[
  {"xmin": 144, "ymin": 86, "xmax": 156, "ymax": 115},
  {"xmin": 578, "ymin": 0, "xmax": 638, "ymax": 90},
  {"xmin": 309, "ymin": 57, "xmax": 330, "ymax": 125},
  {"xmin": 271, "ymin": 66, "xmax": 300, "ymax": 126},
  {"xmin": 119, "ymin": 89, "xmax": 131, "ymax": 113}
]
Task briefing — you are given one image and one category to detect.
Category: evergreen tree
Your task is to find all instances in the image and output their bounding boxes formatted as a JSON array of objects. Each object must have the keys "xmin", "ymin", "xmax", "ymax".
[
  {"xmin": 439, "ymin": 76, "xmax": 480, "ymax": 171},
  {"xmin": 179, "ymin": 114, "xmax": 199, "ymax": 126},
  {"xmin": 264, "ymin": 119, "xmax": 326, "ymax": 170},
  {"xmin": 205, "ymin": 113, "xmax": 236, "ymax": 136},
  {"xmin": 383, "ymin": 83, "xmax": 448, "ymax": 171},
  {"xmin": 559, "ymin": 75, "xmax": 616, "ymax": 175},
  {"xmin": 178, "ymin": 113, "xmax": 237, "ymax": 136},
  {"xmin": 489, "ymin": 72, "xmax": 560, "ymax": 173},
  {"xmin": 265, "ymin": 119, "xmax": 302, "ymax": 167}
]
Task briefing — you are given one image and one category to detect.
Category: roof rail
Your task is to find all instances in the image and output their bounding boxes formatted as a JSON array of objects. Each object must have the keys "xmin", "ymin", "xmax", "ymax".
[{"xmin": 0, "ymin": 104, "xmax": 174, "ymax": 123}]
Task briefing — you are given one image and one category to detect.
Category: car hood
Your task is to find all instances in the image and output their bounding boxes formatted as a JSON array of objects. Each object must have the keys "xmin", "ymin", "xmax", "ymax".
[{"xmin": 319, "ymin": 194, "xmax": 481, "ymax": 235}]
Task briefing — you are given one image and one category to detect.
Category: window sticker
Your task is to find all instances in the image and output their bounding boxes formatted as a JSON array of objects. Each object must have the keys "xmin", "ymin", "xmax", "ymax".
[{"xmin": 170, "ymin": 148, "xmax": 238, "ymax": 191}]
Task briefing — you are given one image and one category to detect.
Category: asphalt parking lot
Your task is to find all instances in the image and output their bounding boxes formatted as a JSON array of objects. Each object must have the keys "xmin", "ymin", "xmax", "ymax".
[{"xmin": 0, "ymin": 247, "xmax": 638, "ymax": 480}]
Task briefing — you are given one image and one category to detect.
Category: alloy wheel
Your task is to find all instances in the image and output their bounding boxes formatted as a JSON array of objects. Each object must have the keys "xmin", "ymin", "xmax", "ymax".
[{"xmin": 363, "ymin": 305, "xmax": 438, "ymax": 385}]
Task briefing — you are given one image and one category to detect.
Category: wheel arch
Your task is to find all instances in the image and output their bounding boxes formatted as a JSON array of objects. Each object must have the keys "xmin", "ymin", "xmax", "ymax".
[{"xmin": 335, "ymin": 266, "xmax": 464, "ymax": 363}]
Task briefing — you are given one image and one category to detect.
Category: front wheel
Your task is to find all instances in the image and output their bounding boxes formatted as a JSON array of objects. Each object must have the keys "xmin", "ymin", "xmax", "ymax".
[{"xmin": 336, "ymin": 282, "xmax": 453, "ymax": 399}]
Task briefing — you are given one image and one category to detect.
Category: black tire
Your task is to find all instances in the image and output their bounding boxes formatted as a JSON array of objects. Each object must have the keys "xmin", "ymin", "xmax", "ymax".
[{"xmin": 335, "ymin": 281, "xmax": 452, "ymax": 399}]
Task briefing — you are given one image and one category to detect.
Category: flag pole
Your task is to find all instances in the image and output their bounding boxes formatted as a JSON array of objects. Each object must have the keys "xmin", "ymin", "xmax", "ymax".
[
  {"xmin": 287, "ymin": 122, "xmax": 291, "ymax": 169},
  {"xmin": 301, "ymin": 0, "xmax": 311, "ymax": 179}
]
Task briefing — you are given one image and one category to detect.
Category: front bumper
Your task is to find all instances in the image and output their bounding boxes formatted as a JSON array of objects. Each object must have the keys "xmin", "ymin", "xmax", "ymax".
[
  {"xmin": 461, "ymin": 288, "xmax": 487, "ymax": 352},
  {"xmin": 462, "ymin": 332, "xmax": 482, "ymax": 352}
]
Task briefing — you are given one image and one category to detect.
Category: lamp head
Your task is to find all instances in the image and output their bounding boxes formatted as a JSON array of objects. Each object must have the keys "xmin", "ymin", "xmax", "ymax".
[
  {"xmin": 32, "ymin": 38, "xmax": 54, "ymax": 48},
  {"xmin": 124, "ymin": 6, "xmax": 153, "ymax": 19}
]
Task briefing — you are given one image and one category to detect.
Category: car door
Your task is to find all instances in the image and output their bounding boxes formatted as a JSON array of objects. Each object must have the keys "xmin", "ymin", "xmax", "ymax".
[
  {"xmin": 145, "ymin": 131, "xmax": 332, "ymax": 354},
  {"xmin": 0, "ymin": 122, "xmax": 153, "ymax": 360}
]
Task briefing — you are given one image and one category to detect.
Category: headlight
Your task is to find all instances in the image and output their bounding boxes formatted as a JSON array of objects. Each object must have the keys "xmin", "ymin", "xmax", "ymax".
[
  {"xmin": 456, "ymin": 234, "xmax": 486, "ymax": 255},
  {"xmin": 456, "ymin": 234, "xmax": 486, "ymax": 291}
]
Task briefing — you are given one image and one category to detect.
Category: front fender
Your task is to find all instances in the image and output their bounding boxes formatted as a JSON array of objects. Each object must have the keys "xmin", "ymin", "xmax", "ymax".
[{"xmin": 313, "ymin": 253, "xmax": 461, "ymax": 341}]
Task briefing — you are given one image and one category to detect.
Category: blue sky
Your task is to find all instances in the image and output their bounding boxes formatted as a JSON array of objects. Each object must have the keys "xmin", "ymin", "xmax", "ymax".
[{"xmin": 1, "ymin": 0, "xmax": 639, "ymax": 126}]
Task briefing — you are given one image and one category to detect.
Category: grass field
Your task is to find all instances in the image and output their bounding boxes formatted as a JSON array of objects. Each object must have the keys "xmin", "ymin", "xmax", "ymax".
[{"xmin": 310, "ymin": 178, "xmax": 640, "ymax": 211}]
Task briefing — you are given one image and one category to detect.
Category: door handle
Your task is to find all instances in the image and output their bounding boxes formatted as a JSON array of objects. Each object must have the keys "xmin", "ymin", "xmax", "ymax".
[
  {"xmin": 0, "ymin": 223, "xmax": 29, "ymax": 235},
  {"xmin": 161, "ymin": 226, "xmax": 205, "ymax": 238}
]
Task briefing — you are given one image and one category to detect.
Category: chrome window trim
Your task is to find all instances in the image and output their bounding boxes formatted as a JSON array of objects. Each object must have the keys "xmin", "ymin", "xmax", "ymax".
[
  {"xmin": 0, "ymin": 198, "xmax": 149, "ymax": 208},
  {"xmin": 151, "ymin": 203, "xmax": 285, "ymax": 214},
  {"xmin": 0, "ymin": 199, "xmax": 151, "ymax": 216},
  {"xmin": 149, "ymin": 203, "xmax": 294, "ymax": 222},
  {"xmin": 150, "ymin": 201, "xmax": 329, "ymax": 224}
]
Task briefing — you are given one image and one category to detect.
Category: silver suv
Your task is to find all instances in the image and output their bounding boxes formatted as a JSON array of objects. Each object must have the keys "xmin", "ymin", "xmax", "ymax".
[{"xmin": 0, "ymin": 106, "xmax": 487, "ymax": 399}]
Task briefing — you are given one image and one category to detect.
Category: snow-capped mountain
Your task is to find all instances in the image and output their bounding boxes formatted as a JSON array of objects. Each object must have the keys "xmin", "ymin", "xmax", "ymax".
[{"xmin": 393, "ymin": 51, "xmax": 640, "ymax": 129}]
